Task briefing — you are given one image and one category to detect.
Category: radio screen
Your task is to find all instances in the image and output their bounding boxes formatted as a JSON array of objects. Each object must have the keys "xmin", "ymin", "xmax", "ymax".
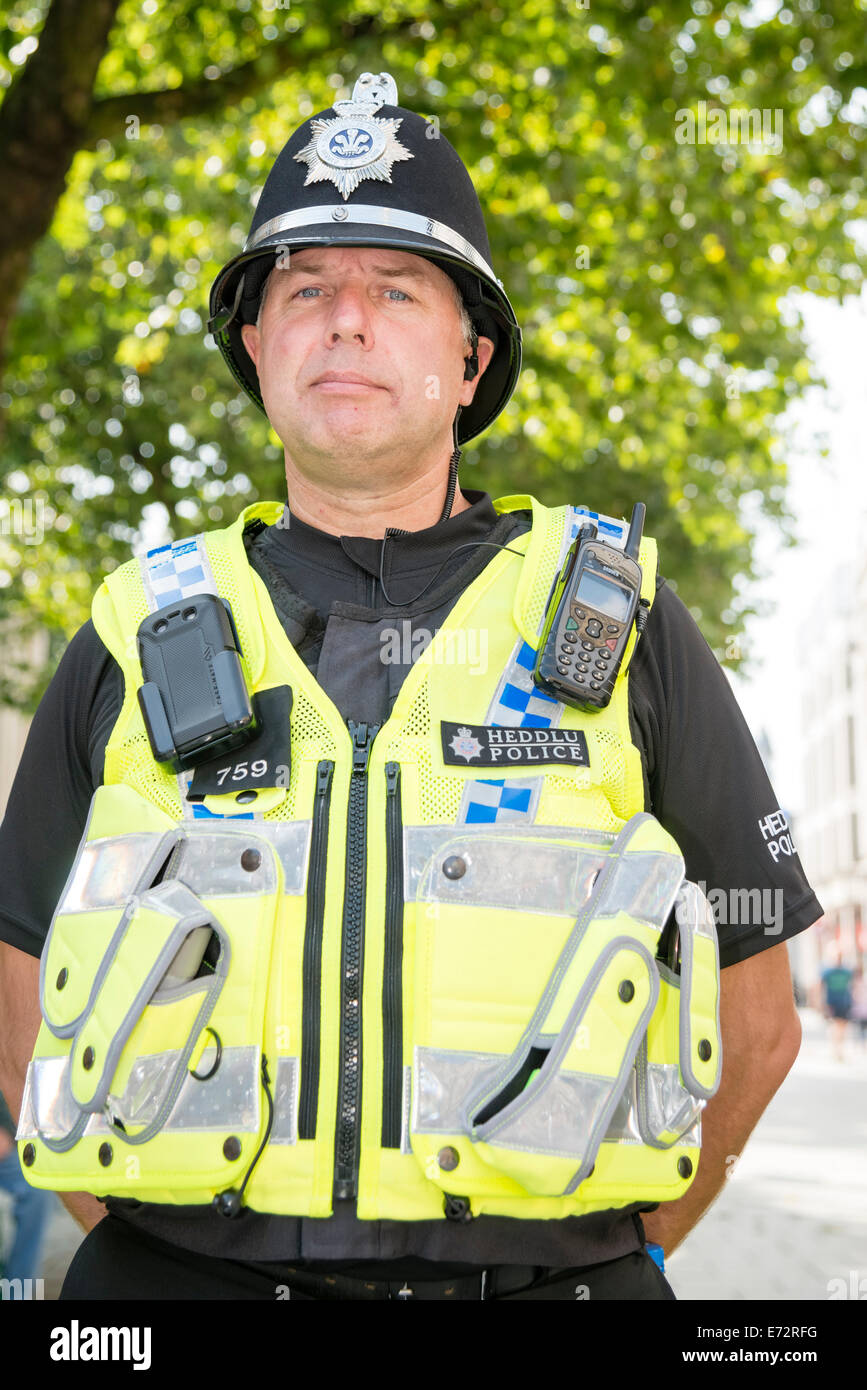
[{"xmin": 574, "ymin": 570, "xmax": 631, "ymax": 621}]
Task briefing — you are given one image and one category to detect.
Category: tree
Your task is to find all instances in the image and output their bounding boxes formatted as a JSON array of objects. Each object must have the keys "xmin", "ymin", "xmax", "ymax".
[{"xmin": 0, "ymin": 0, "xmax": 865, "ymax": 708}]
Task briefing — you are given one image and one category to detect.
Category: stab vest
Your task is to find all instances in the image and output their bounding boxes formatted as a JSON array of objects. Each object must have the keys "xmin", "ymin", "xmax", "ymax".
[{"xmin": 18, "ymin": 495, "xmax": 721, "ymax": 1221}]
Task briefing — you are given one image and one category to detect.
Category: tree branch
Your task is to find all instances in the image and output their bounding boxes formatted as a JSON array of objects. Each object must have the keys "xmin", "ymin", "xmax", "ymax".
[{"xmin": 80, "ymin": 4, "xmax": 482, "ymax": 146}]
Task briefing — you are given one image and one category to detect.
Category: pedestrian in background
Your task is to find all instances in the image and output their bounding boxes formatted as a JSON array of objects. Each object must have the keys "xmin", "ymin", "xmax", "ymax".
[{"xmin": 820, "ymin": 955, "xmax": 854, "ymax": 1061}]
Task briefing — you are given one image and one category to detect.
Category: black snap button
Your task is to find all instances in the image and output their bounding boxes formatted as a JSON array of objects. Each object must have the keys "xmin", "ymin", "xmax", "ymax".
[
  {"xmin": 678, "ymin": 1156, "xmax": 693, "ymax": 1179},
  {"xmin": 235, "ymin": 790, "xmax": 258, "ymax": 805},
  {"xmin": 618, "ymin": 980, "xmax": 635, "ymax": 1003},
  {"xmin": 442, "ymin": 855, "xmax": 467, "ymax": 880},
  {"xmin": 223, "ymin": 1135, "xmax": 242, "ymax": 1161},
  {"xmin": 443, "ymin": 1194, "xmax": 473, "ymax": 1222},
  {"xmin": 22, "ymin": 1143, "xmax": 35, "ymax": 1167},
  {"xmin": 98, "ymin": 1143, "xmax": 113, "ymax": 1167},
  {"xmin": 82, "ymin": 1045, "xmax": 95, "ymax": 1070},
  {"xmin": 213, "ymin": 1189, "xmax": 242, "ymax": 1218},
  {"xmin": 698, "ymin": 1039, "xmax": 712, "ymax": 1062},
  {"xmin": 56, "ymin": 967, "xmax": 68, "ymax": 991},
  {"xmin": 240, "ymin": 848, "xmax": 261, "ymax": 872},
  {"xmin": 437, "ymin": 1146, "xmax": 460, "ymax": 1172}
]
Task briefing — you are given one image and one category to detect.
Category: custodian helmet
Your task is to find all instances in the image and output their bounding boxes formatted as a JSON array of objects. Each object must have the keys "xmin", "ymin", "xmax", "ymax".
[{"xmin": 207, "ymin": 70, "xmax": 522, "ymax": 447}]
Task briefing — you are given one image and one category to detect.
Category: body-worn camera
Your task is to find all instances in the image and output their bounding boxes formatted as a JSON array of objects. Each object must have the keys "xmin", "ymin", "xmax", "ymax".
[
  {"xmin": 534, "ymin": 504, "xmax": 646, "ymax": 711},
  {"xmin": 137, "ymin": 593, "xmax": 257, "ymax": 773}
]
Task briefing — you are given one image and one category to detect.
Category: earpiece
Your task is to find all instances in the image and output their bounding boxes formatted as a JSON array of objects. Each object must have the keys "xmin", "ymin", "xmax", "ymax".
[{"xmin": 463, "ymin": 327, "xmax": 479, "ymax": 381}]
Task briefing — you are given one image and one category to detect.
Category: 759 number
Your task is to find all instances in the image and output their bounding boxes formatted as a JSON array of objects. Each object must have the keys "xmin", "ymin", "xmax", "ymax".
[{"xmin": 215, "ymin": 759, "xmax": 269, "ymax": 785}]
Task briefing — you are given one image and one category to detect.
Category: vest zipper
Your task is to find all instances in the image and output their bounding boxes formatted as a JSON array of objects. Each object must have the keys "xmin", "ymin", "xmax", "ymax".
[
  {"xmin": 381, "ymin": 761, "xmax": 404, "ymax": 1149},
  {"xmin": 298, "ymin": 759, "xmax": 334, "ymax": 1140},
  {"xmin": 334, "ymin": 719, "xmax": 381, "ymax": 1200}
]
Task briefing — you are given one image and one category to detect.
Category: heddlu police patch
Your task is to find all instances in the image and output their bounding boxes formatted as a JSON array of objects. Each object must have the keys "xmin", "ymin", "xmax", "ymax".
[{"xmin": 441, "ymin": 722, "xmax": 590, "ymax": 768}]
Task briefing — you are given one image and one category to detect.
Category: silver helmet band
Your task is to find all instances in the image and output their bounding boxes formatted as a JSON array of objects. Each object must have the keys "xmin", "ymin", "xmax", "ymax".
[{"xmin": 244, "ymin": 203, "xmax": 504, "ymax": 289}]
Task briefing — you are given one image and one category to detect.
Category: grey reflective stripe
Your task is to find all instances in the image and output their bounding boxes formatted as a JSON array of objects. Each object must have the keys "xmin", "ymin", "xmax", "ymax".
[
  {"xmin": 264, "ymin": 821, "xmax": 312, "ymax": 895},
  {"xmin": 413, "ymin": 1049, "xmax": 506, "ymax": 1134},
  {"xmin": 403, "ymin": 824, "xmax": 615, "ymax": 903},
  {"xmin": 39, "ymin": 819, "xmax": 182, "ymax": 1037},
  {"xmin": 416, "ymin": 836, "xmax": 608, "ymax": 918},
  {"xmin": 244, "ymin": 203, "xmax": 503, "ymax": 286},
  {"xmin": 635, "ymin": 1038, "xmax": 705, "ymax": 1148},
  {"xmin": 399, "ymin": 1065, "xmax": 413, "ymax": 1155},
  {"xmin": 676, "ymin": 881, "xmax": 722, "ymax": 1099},
  {"xmin": 412, "ymin": 1047, "xmax": 699, "ymax": 1149},
  {"xmin": 48, "ymin": 821, "xmax": 312, "ymax": 908},
  {"xmin": 56, "ymin": 830, "xmax": 182, "ymax": 914},
  {"xmin": 269, "ymin": 1056, "xmax": 299, "ymax": 1145},
  {"xmin": 606, "ymin": 1063, "xmax": 700, "ymax": 1148},
  {"xmin": 172, "ymin": 831, "xmax": 279, "ymax": 897},
  {"xmin": 18, "ymin": 1057, "xmax": 81, "ymax": 1145},
  {"xmin": 18, "ymin": 1046, "xmax": 261, "ymax": 1140},
  {"xmin": 598, "ymin": 851, "xmax": 685, "ymax": 930}
]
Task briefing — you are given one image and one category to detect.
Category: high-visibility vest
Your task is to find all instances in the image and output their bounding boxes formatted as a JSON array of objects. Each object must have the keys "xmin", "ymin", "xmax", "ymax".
[{"xmin": 18, "ymin": 495, "xmax": 721, "ymax": 1221}]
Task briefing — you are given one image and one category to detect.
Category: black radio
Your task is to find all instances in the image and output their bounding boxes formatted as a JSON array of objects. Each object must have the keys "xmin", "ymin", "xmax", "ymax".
[{"xmin": 534, "ymin": 504, "xmax": 646, "ymax": 711}]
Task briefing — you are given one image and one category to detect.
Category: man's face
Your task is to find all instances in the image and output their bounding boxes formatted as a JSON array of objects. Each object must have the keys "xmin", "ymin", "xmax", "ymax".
[{"xmin": 240, "ymin": 246, "xmax": 494, "ymax": 488}]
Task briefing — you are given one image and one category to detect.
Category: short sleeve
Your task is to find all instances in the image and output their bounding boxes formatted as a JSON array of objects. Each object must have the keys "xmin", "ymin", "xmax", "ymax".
[{"xmin": 629, "ymin": 580, "xmax": 823, "ymax": 969}]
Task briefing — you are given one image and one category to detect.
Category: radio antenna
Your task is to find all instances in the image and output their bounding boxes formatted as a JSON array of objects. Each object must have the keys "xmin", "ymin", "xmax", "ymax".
[{"xmin": 624, "ymin": 503, "xmax": 646, "ymax": 561}]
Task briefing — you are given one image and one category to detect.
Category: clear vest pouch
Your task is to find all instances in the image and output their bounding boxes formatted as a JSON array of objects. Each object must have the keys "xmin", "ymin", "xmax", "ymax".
[
  {"xmin": 19, "ymin": 784, "xmax": 285, "ymax": 1200},
  {"xmin": 410, "ymin": 813, "xmax": 722, "ymax": 1203}
]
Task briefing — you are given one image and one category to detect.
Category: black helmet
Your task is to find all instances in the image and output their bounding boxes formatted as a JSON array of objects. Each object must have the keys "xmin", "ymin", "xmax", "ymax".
[{"xmin": 207, "ymin": 70, "xmax": 522, "ymax": 446}]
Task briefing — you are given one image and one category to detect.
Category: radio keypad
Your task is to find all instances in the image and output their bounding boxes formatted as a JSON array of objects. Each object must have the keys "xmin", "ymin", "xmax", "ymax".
[{"xmin": 557, "ymin": 602, "xmax": 629, "ymax": 699}]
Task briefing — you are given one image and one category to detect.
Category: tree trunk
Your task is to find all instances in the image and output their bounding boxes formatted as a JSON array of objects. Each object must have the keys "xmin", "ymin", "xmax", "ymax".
[{"xmin": 0, "ymin": 0, "xmax": 123, "ymax": 383}]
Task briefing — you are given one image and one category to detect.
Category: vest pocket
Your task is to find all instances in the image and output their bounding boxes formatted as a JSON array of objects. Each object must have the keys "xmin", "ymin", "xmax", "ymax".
[
  {"xmin": 67, "ymin": 881, "xmax": 230, "ymax": 1133},
  {"xmin": 408, "ymin": 813, "xmax": 696, "ymax": 1202},
  {"xmin": 35, "ymin": 878, "xmax": 231, "ymax": 1149},
  {"xmin": 466, "ymin": 938, "xmax": 659, "ymax": 1196},
  {"xmin": 25, "ymin": 826, "xmax": 285, "ymax": 1199}
]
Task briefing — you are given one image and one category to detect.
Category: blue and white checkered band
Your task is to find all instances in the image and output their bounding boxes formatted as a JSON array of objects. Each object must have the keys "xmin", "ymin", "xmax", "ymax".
[
  {"xmin": 458, "ymin": 505, "xmax": 629, "ymax": 826},
  {"xmin": 189, "ymin": 797, "xmax": 255, "ymax": 822},
  {"xmin": 459, "ymin": 636, "xmax": 561, "ymax": 826},
  {"xmin": 559, "ymin": 506, "xmax": 628, "ymax": 568},
  {"xmin": 139, "ymin": 534, "xmax": 218, "ymax": 610},
  {"xmin": 140, "ymin": 535, "xmax": 255, "ymax": 821}
]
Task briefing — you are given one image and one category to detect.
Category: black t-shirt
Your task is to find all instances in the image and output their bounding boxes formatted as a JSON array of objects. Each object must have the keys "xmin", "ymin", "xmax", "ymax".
[{"xmin": 0, "ymin": 489, "xmax": 822, "ymax": 1271}]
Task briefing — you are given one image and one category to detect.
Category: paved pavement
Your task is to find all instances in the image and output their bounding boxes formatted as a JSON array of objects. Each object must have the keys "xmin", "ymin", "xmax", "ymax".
[
  {"xmin": 5, "ymin": 1008, "xmax": 866, "ymax": 1301},
  {"xmin": 666, "ymin": 1007, "xmax": 867, "ymax": 1301}
]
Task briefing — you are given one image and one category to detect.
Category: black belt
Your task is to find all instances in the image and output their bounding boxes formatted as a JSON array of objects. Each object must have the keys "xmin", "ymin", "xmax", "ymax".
[{"xmin": 275, "ymin": 1264, "xmax": 541, "ymax": 1301}]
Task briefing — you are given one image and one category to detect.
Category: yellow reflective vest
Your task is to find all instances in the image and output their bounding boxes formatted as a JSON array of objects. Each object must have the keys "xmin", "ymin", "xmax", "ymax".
[{"xmin": 18, "ymin": 495, "xmax": 721, "ymax": 1221}]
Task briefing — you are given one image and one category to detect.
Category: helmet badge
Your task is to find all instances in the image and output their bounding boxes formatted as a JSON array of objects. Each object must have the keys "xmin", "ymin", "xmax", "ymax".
[{"xmin": 293, "ymin": 71, "xmax": 413, "ymax": 201}]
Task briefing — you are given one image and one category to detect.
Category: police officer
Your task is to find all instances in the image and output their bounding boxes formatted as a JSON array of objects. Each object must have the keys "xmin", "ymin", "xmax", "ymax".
[{"xmin": 0, "ymin": 70, "xmax": 821, "ymax": 1301}]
